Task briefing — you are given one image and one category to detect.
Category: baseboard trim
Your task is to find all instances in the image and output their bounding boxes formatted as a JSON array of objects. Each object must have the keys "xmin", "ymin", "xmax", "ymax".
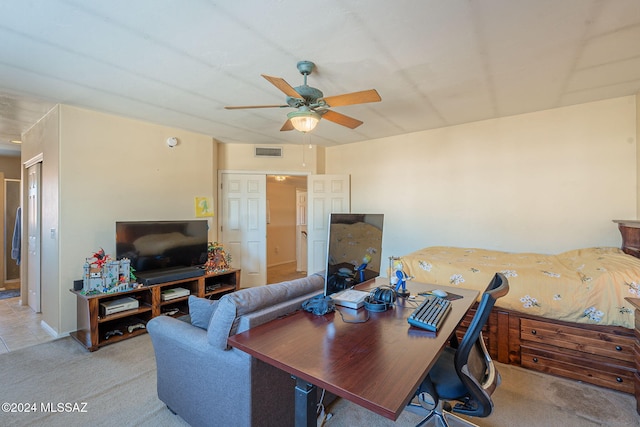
[
  {"xmin": 40, "ymin": 319, "xmax": 69, "ymax": 339},
  {"xmin": 267, "ymin": 260, "xmax": 297, "ymax": 268}
]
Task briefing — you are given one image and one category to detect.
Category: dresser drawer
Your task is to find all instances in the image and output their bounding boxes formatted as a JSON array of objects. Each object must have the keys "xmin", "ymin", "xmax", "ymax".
[
  {"xmin": 521, "ymin": 343, "xmax": 635, "ymax": 394},
  {"xmin": 520, "ymin": 318, "xmax": 634, "ymax": 361}
]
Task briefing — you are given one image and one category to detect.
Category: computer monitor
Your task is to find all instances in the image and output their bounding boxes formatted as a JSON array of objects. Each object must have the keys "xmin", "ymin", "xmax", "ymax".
[{"xmin": 323, "ymin": 213, "xmax": 384, "ymax": 297}]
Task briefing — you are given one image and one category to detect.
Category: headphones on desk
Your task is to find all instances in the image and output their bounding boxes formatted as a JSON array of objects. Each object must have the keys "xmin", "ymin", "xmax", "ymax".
[{"xmin": 364, "ymin": 286, "xmax": 397, "ymax": 312}]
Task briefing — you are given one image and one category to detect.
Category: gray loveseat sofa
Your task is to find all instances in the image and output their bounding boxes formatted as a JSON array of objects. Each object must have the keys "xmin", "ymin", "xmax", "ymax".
[{"xmin": 147, "ymin": 273, "xmax": 324, "ymax": 427}]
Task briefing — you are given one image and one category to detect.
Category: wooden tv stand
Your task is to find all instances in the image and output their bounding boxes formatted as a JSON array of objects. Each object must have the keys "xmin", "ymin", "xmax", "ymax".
[{"xmin": 70, "ymin": 268, "xmax": 240, "ymax": 351}]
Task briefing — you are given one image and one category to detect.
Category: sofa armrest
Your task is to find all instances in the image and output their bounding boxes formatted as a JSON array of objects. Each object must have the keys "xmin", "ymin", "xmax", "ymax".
[
  {"xmin": 147, "ymin": 315, "xmax": 212, "ymax": 354},
  {"xmin": 147, "ymin": 315, "xmax": 251, "ymax": 379},
  {"xmin": 148, "ymin": 315, "xmax": 257, "ymax": 426}
]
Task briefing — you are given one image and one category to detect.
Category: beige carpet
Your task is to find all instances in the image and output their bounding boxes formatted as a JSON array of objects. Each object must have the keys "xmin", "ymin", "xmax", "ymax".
[
  {"xmin": 0, "ymin": 334, "xmax": 637, "ymax": 427},
  {"xmin": 323, "ymin": 362, "xmax": 639, "ymax": 427},
  {"xmin": 0, "ymin": 335, "xmax": 187, "ymax": 427}
]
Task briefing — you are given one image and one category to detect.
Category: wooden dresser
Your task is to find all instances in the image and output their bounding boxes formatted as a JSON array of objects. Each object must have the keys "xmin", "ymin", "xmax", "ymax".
[
  {"xmin": 457, "ymin": 306, "xmax": 635, "ymax": 394},
  {"xmin": 613, "ymin": 219, "xmax": 640, "ymax": 257},
  {"xmin": 614, "ymin": 220, "xmax": 640, "ymax": 414},
  {"xmin": 625, "ymin": 297, "xmax": 640, "ymax": 414}
]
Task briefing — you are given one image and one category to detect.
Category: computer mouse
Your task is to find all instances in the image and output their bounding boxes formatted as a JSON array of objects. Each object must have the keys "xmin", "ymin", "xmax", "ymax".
[{"xmin": 431, "ymin": 289, "xmax": 448, "ymax": 298}]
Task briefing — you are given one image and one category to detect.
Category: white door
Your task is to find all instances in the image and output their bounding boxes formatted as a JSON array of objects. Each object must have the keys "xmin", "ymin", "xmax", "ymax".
[
  {"xmin": 220, "ymin": 173, "xmax": 267, "ymax": 287},
  {"xmin": 306, "ymin": 175, "xmax": 350, "ymax": 275},
  {"xmin": 27, "ymin": 163, "xmax": 41, "ymax": 312},
  {"xmin": 296, "ymin": 190, "xmax": 307, "ymax": 273}
]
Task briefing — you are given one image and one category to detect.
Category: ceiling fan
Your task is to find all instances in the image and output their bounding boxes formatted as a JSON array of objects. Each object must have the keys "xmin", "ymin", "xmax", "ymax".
[{"xmin": 225, "ymin": 61, "xmax": 381, "ymax": 133}]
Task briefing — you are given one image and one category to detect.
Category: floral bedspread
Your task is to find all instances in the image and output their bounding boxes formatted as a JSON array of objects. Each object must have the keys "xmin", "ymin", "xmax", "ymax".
[{"xmin": 399, "ymin": 246, "xmax": 640, "ymax": 329}]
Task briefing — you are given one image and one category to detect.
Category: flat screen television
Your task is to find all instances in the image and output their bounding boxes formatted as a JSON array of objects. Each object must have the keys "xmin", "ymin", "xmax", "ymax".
[
  {"xmin": 323, "ymin": 213, "xmax": 384, "ymax": 296},
  {"xmin": 115, "ymin": 220, "xmax": 209, "ymax": 274}
]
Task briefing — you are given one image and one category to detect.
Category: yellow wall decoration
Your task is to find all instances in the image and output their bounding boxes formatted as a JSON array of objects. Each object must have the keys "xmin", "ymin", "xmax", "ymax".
[{"xmin": 195, "ymin": 197, "xmax": 214, "ymax": 217}]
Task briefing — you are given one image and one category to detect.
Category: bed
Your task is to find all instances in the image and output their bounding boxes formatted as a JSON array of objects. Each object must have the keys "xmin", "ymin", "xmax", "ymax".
[{"xmin": 398, "ymin": 245, "xmax": 639, "ymax": 397}]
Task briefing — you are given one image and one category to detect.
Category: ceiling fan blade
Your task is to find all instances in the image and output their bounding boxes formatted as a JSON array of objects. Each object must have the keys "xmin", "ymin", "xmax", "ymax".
[
  {"xmin": 261, "ymin": 74, "xmax": 304, "ymax": 98},
  {"xmin": 322, "ymin": 110, "xmax": 363, "ymax": 129},
  {"xmin": 224, "ymin": 104, "xmax": 288, "ymax": 110},
  {"xmin": 280, "ymin": 120, "xmax": 294, "ymax": 131},
  {"xmin": 322, "ymin": 89, "xmax": 381, "ymax": 107}
]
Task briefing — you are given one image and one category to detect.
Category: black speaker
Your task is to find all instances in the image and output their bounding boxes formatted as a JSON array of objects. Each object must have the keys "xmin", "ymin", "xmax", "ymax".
[{"xmin": 364, "ymin": 287, "xmax": 396, "ymax": 312}]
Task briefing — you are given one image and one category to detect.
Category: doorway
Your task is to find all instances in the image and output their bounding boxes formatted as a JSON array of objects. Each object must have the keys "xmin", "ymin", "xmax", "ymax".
[
  {"xmin": 220, "ymin": 173, "xmax": 349, "ymax": 287},
  {"xmin": 4, "ymin": 178, "xmax": 20, "ymax": 289},
  {"xmin": 266, "ymin": 175, "xmax": 307, "ymax": 283}
]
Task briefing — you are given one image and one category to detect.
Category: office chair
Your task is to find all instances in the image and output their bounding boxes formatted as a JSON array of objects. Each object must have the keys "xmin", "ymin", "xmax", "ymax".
[
  {"xmin": 448, "ymin": 272, "xmax": 505, "ymax": 350},
  {"xmin": 407, "ymin": 273, "xmax": 509, "ymax": 427}
]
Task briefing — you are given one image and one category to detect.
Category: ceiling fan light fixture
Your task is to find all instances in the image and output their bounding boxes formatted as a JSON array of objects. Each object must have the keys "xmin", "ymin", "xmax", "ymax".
[{"xmin": 287, "ymin": 109, "xmax": 321, "ymax": 133}]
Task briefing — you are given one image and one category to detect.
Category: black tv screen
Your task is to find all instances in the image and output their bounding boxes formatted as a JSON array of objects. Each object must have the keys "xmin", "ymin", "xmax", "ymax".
[
  {"xmin": 116, "ymin": 220, "xmax": 208, "ymax": 273},
  {"xmin": 324, "ymin": 213, "xmax": 384, "ymax": 296}
]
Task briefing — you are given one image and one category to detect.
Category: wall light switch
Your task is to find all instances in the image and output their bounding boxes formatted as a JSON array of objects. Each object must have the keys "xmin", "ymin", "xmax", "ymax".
[{"xmin": 50, "ymin": 228, "xmax": 56, "ymax": 239}]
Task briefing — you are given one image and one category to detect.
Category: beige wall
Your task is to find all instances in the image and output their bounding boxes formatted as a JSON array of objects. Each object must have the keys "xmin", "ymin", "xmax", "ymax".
[
  {"xmin": 0, "ymin": 156, "xmax": 21, "ymax": 179},
  {"xmin": 23, "ymin": 105, "xmax": 217, "ymax": 335},
  {"xmin": 326, "ymin": 96, "xmax": 637, "ymax": 262},
  {"xmin": 218, "ymin": 143, "xmax": 323, "ymax": 173},
  {"xmin": 637, "ymin": 93, "xmax": 640, "ymax": 214}
]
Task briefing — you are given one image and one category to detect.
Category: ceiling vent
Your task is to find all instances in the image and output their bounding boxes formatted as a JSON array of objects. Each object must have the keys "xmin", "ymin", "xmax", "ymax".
[{"xmin": 254, "ymin": 146, "xmax": 282, "ymax": 158}]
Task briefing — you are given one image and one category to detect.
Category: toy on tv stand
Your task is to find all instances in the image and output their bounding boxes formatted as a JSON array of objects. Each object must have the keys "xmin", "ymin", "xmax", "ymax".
[
  {"xmin": 82, "ymin": 248, "xmax": 134, "ymax": 295},
  {"xmin": 204, "ymin": 242, "xmax": 232, "ymax": 273},
  {"xmin": 390, "ymin": 258, "xmax": 412, "ymax": 298}
]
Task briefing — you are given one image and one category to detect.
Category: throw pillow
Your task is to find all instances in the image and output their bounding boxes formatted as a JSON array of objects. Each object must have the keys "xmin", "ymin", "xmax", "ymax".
[{"xmin": 188, "ymin": 295, "xmax": 219, "ymax": 330}]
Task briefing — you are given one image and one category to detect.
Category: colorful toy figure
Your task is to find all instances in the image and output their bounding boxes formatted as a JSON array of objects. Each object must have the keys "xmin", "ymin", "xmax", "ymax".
[
  {"xmin": 205, "ymin": 242, "xmax": 231, "ymax": 273},
  {"xmin": 354, "ymin": 253, "xmax": 372, "ymax": 282},
  {"xmin": 91, "ymin": 248, "xmax": 110, "ymax": 269},
  {"xmin": 391, "ymin": 260, "xmax": 411, "ymax": 297}
]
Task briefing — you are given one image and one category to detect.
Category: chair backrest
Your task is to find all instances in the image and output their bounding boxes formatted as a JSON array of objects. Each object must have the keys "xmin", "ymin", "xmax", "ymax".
[{"xmin": 453, "ymin": 272, "xmax": 509, "ymax": 417}]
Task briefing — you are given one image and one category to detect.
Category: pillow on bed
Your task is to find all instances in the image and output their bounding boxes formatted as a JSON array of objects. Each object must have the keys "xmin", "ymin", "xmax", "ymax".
[{"xmin": 188, "ymin": 295, "xmax": 219, "ymax": 330}]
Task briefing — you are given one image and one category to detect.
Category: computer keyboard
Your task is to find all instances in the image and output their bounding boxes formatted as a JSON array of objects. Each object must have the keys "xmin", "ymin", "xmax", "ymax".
[{"xmin": 407, "ymin": 295, "xmax": 452, "ymax": 332}]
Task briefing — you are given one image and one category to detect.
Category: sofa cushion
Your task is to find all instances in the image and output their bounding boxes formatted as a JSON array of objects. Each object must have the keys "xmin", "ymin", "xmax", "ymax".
[
  {"xmin": 188, "ymin": 295, "xmax": 219, "ymax": 330},
  {"xmin": 208, "ymin": 273, "xmax": 324, "ymax": 349}
]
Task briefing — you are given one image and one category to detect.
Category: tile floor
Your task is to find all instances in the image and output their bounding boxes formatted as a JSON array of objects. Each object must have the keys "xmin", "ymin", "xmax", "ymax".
[
  {"xmin": 0, "ymin": 296, "xmax": 55, "ymax": 354},
  {"xmin": 0, "ymin": 261, "xmax": 305, "ymax": 354}
]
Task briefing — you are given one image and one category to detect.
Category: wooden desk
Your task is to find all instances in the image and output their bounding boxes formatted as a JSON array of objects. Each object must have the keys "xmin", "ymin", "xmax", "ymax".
[{"xmin": 228, "ymin": 278, "xmax": 479, "ymax": 426}]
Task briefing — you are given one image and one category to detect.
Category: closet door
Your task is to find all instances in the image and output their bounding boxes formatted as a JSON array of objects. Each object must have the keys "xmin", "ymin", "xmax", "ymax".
[
  {"xmin": 296, "ymin": 190, "xmax": 307, "ymax": 273},
  {"xmin": 27, "ymin": 162, "xmax": 41, "ymax": 312},
  {"xmin": 220, "ymin": 173, "xmax": 267, "ymax": 287}
]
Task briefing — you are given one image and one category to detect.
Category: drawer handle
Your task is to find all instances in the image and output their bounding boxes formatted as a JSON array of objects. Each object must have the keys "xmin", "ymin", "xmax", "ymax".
[
  {"xmin": 532, "ymin": 357, "xmax": 538, "ymax": 363},
  {"xmin": 615, "ymin": 345, "xmax": 622, "ymax": 351},
  {"xmin": 531, "ymin": 329, "xmax": 537, "ymax": 335},
  {"xmin": 616, "ymin": 377, "xmax": 623, "ymax": 383}
]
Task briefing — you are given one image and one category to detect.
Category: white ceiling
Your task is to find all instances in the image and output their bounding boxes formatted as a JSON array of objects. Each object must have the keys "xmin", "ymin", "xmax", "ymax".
[{"xmin": 0, "ymin": 0, "xmax": 639, "ymax": 156}]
